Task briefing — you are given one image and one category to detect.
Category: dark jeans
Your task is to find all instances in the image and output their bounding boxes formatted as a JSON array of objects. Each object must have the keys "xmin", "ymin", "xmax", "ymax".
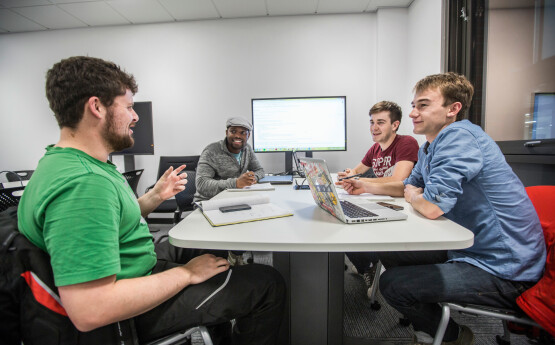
[
  {"xmin": 134, "ymin": 241, "xmax": 286, "ymax": 345},
  {"xmin": 378, "ymin": 251, "xmax": 532, "ymax": 342}
]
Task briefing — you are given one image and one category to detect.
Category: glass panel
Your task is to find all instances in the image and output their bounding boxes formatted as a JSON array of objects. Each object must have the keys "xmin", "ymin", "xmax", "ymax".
[{"xmin": 484, "ymin": 0, "xmax": 555, "ymax": 141}]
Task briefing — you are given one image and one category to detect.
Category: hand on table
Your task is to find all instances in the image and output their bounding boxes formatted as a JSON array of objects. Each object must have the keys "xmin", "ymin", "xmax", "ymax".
[{"xmin": 236, "ymin": 171, "xmax": 256, "ymax": 188}]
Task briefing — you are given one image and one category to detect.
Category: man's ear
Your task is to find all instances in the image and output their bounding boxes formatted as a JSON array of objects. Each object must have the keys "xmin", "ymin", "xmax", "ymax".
[
  {"xmin": 392, "ymin": 120, "xmax": 400, "ymax": 132},
  {"xmin": 447, "ymin": 102, "xmax": 462, "ymax": 120},
  {"xmin": 86, "ymin": 97, "xmax": 104, "ymax": 119}
]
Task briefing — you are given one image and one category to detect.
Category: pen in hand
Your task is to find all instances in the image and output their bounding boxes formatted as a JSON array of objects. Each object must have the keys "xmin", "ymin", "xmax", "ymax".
[{"xmin": 338, "ymin": 173, "xmax": 363, "ymax": 181}]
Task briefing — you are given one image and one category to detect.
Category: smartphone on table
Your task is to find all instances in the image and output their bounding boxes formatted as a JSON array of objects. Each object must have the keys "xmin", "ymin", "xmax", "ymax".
[
  {"xmin": 219, "ymin": 204, "xmax": 252, "ymax": 213},
  {"xmin": 376, "ymin": 202, "xmax": 404, "ymax": 211}
]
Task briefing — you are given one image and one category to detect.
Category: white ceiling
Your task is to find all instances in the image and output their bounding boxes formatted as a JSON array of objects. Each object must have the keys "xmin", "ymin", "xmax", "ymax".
[{"xmin": 0, "ymin": 0, "xmax": 414, "ymax": 34}]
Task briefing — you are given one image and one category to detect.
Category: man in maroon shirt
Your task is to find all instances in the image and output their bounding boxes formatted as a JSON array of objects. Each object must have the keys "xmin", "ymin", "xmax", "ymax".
[
  {"xmin": 337, "ymin": 100, "xmax": 419, "ymax": 184},
  {"xmin": 338, "ymin": 101, "xmax": 419, "ymax": 297}
]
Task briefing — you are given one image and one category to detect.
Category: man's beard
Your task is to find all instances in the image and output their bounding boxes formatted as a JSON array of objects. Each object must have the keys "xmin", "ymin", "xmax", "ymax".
[{"xmin": 103, "ymin": 108, "xmax": 134, "ymax": 152}]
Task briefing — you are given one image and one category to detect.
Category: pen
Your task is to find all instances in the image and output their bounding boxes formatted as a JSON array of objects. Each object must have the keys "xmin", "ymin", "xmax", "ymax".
[{"xmin": 338, "ymin": 173, "xmax": 363, "ymax": 181}]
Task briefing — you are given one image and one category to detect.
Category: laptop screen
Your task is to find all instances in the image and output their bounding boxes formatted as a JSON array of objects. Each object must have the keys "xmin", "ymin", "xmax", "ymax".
[{"xmin": 299, "ymin": 158, "xmax": 345, "ymax": 220}]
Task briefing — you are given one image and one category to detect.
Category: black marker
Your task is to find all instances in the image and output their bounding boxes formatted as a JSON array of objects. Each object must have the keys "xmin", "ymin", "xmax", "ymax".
[{"xmin": 338, "ymin": 173, "xmax": 363, "ymax": 181}]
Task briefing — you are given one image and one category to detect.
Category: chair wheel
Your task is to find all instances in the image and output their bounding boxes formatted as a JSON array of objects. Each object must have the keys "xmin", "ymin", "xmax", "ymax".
[
  {"xmin": 399, "ymin": 317, "xmax": 411, "ymax": 327},
  {"xmin": 370, "ymin": 301, "xmax": 381, "ymax": 310},
  {"xmin": 496, "ymin": 335, "xmax": 511, "ymax": 345}
]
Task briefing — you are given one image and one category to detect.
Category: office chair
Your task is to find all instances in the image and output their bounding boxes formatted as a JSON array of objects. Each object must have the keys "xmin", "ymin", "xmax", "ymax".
[
  {"xmin": 122, "ymin": 169, "xmax": 144, "ymax": 198},
  {"xmin": 0, "ymin": 170, "xmax": 34, "ymax": 183},
  {"xmin": 0, "ymin": 202, "xmax": 213, "ymax": 345},
  {"xmin": 146, "ymin": 325, "xmax": 213, "ymax": 345},
  {"xmin": 145, "ymin": 156, "xmax": 200, "ymax": 225},
  {"xmin": 174, "ymin": 171, "xmax": 197, "ymax": 214},
  {"xmin": 431, "ymin": 185, "xmax": 555, "ymax": 345},
  {"xmin": 0, "ymin": 186, "xmax": 25, "ymax": 212},
  {"xmin": 366, "ymin": 261, "xmax": 411, "ymax": 326}
]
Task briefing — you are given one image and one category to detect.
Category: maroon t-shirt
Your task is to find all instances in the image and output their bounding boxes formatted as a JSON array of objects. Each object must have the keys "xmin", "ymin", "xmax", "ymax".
[{"xmin": 361, "ymin": 135, "xmax": 419, "ymax": 177}]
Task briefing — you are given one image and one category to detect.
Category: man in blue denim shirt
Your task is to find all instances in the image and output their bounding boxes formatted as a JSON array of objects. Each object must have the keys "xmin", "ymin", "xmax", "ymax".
[{"xmin": 343, "ymin": 72, "xmax": 545, "ymax": 345}]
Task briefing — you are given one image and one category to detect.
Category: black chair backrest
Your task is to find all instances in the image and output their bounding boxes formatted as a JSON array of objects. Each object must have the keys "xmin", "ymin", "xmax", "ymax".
[
  {"xmin": 0, "ymin": 187, "xmax": 25, "ymax": 213},
  {"xmin": 121, "ymin": 169, "xmax": 144, "ymax": 198},
  {"xmin": 175, "ymin": 171, "xmax": 197, "ymax": 212},
  {"xmin": 9, "ymin": 170, "xmax": 34, "ymax": 182},
  {"xmin": 0, "ymin": 170, "xmax": 34, "ymax": 183},
  {"xmin": 156, "ymin": 156, "xmax": 200, "ymax": 179}
]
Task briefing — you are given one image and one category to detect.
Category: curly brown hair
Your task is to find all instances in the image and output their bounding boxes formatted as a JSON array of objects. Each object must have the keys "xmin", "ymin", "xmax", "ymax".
[
  {"xmin": 46, "ymin": 56, "xmax": 138, "ymax": 129},
  {"xmin": 414, "ymin": 72, "xmax": 474, "ymax": 120}
]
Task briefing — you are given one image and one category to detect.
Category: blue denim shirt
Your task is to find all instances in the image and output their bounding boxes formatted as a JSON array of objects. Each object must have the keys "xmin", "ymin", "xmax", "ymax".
[{"xmin": 405, "ymin": 120, "xmax": 545, "ymax": 282}]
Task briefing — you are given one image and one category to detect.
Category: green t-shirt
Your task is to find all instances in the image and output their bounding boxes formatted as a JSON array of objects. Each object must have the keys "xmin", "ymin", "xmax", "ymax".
[{"xmin": 18, "ymin": 146, "xmax": 156, "ymax": 287}]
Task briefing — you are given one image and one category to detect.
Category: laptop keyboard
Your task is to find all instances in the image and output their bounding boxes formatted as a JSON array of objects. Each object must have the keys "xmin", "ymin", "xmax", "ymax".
[{"xmin": 340, "ymin": 200, "xmax": 378, "ymax": 218}]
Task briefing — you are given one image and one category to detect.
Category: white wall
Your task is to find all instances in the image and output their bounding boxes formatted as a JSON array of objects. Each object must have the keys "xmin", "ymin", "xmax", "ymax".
[
  {"xmin": 0, "ymin": 0, "xmax": 442, "ymax": 195},
  {"xmin": 405, "ymin": 0, "xmax": 444, "ymax": 144}
]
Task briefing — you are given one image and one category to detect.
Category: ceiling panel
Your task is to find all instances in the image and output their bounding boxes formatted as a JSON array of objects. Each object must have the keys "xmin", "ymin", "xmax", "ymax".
[
  {"xmin": 0, "ymin": 0, "xmax": 51, "ymax": 8},
  {"xmin": 317, "ymin": 0, "xmax": 369, "ymax": 14},
  {"xmin": 267, "ymin": 0, "xmax": 318, "ymax": 16},
  {"xmin": 12, "ymin": 5, "xmax": 87, "ymax": 29},
  {"xmin": 160, "ymin": 0, "xmax": 219, "ymax": 21},
  {"xmin": 212, "ymin": 0, "xmax": 267, "ymax": 18},
  {"xmin": 59, "ymin": 2, "xmax": 129, "ymax": 26},
  {"xmin": 0, "ymin": 8, "xmax": 46, "ymax": 31},
  {"xmin": 107, "ymin": 0, "xmax": 174, "ymax": 24},
  {"xmin": 0, "ymin": 0, "xmax": 414, "ymax": 34}
]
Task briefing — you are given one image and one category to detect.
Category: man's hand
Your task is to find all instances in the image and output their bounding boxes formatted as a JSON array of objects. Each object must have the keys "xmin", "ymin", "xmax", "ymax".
[
  {"xmin": 152, "ymin": 165, "xmax": 188, "ymax": 201},
  {"xmin": 342, "ymin": 178, "xmax": 367, "ymax": 195},
  {"xmin": 404, "ymin": 184, "xmax": 423, "ymax": 204},
  {"xmin": 59, "ymin": 253, "xmax": 230, "ymax": 332},
  {"xmin": 139, "ymin": 165, "xmax": 188, "ymax": 216},
  {"xmin": 403, "ymin": 184, "xmax": 444, "ymax": 219},
  {"xmin": 182, "ymin": 254, "xmax": 231, "ymax": 285},
  {"xmin": 335, "ymin": 168, "xmax": 354, "ymax": 186},
  {"xmin": 236, "ymin": 171, "xmax": 256, "ymax": 188}
]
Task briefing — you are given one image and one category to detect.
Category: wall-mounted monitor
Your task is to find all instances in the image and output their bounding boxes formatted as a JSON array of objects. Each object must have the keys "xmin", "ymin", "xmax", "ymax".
[
  {"xmin": 112, "ymin": 101, "xmax": 154, "ymax": 155},
  {"xmin": 251, "ymin": 96, "xmax": 347, "ymax": 153},
  {"xmin": 532, "ymin": 93, "xmax": 555, "ymax": 140}
]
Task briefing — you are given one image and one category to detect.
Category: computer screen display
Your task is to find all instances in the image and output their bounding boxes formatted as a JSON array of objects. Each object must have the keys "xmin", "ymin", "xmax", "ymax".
[
  {"xmin": 532, "ymin": 93, "xmax": 555, "ymax": 140},
  {"xmin": 112, "ymin": 101, "xmax": 154, "ymax": 155},
  {"xmin": 251, "ymin": 96, "xmax": 347, "ymax": 152}
]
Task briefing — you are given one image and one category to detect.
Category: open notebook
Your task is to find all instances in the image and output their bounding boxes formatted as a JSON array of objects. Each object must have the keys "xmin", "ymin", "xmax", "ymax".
[{"xmin": 196, "ymin": 194, "xmax": 293, "ymax": 226}]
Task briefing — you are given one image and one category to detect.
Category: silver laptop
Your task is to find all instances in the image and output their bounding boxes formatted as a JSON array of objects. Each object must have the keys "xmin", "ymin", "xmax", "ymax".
[{"xmin": 298, "ymin": 157, "xmax": 407, "ymax": 224}]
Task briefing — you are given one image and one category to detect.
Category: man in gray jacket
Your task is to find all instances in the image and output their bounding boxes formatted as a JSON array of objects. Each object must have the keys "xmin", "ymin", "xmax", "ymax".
[{"xmin": 194, "ymin": 117, "xmax": 265, "ymax": 202}]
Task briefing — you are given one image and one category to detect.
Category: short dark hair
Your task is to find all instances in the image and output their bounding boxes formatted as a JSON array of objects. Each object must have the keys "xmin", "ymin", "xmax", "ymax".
[
  {"xmin": 414, "ymin": 72, "xmax": 474, "ymax": 120},
  {"xmin": 45, "ymin": 56, "xmax": 138, "ymax": 129},
  {"xmin": 369, "ymin": 101, "xmax": 402, "ymax": 132}
]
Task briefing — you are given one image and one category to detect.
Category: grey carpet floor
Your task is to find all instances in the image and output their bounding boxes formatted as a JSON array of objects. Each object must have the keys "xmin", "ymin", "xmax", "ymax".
[{"xmin": 343, "ymin": 270, "xmax": 544, "ymax": 345}]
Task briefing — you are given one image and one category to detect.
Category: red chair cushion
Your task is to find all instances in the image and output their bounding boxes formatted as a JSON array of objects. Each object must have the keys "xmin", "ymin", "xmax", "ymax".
[{"xmin": 516, "ymin": 186, "xmax": 555, "ymax": 336}]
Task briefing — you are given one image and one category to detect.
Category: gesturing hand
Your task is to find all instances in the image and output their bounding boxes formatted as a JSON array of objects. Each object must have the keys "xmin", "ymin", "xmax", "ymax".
[{"xmin": 152, "ymin": 165, "xmax": 188, "ymax": 201}]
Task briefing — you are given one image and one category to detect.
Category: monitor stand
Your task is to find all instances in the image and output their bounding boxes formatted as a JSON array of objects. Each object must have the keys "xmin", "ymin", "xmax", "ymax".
[
  {"xmin": 285, "ymin": 151, "xmax": 312, "ymax": 175},
  {"xmin": 124, "ymin": 155, "xmax": 136, "ymax": 172}
]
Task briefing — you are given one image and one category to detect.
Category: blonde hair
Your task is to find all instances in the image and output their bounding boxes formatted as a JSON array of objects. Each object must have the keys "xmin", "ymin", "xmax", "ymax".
[{"xmin": 414, "ymin": 72, "xmax": 474, "ymax": 119}]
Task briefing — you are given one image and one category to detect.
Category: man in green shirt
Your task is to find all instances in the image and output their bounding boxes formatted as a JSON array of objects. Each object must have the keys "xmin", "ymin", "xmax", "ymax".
[{"xmin": 17, "ymin": 56, "xmax": 285, "ymax": 344}]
